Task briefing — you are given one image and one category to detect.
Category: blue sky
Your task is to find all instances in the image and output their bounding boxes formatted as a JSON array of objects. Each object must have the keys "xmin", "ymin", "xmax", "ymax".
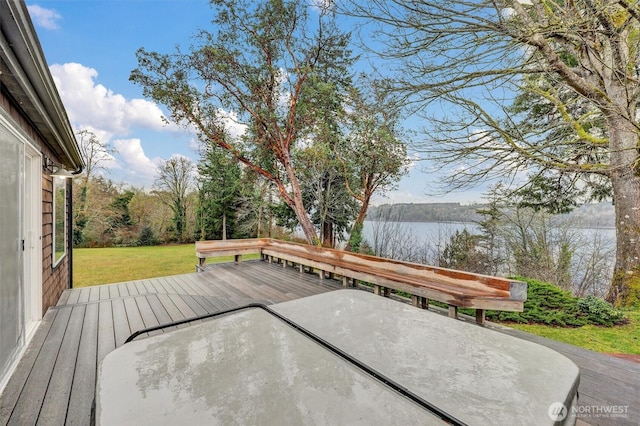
[{"xmin": 28, "ymin": 0, "xmax": 486, "ymax": 204}]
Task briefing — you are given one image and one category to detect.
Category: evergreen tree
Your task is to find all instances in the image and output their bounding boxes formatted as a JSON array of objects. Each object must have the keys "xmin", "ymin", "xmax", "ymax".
[{"xmin": 197, "ymin": 144, "xmax": 243, "ymax": 240}]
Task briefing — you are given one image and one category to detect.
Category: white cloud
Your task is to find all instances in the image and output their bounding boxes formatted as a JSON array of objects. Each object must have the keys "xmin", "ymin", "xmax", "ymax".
[
  {"xmin": 217, "ymin": 109, "xmax": 247, "ymax": 140},
  {"xmin": 112, "ymin": 139, "xmax": 159, "ymax": 184},
  {"xmin": 49, "ymin": 63, "xmax": 174, "ymax": 136},
  {"xmin": 27, "ymin": 5, "xmax": 61, "ymax": 30},
  {"xmin": 309, "ymin": 0, "xmax": 334, "ymax": 13},
  {"xmin": 187, "ymin": 137, "xmax": 201, "ymax": 153}
]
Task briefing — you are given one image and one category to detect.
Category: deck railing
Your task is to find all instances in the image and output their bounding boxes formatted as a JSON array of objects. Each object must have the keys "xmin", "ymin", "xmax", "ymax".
[{"xmin": 196, "ymin": 238, "xmax": 527, "ymax": 325}]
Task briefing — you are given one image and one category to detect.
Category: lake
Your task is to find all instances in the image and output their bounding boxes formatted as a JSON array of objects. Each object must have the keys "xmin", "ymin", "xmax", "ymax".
[{"xmin": 361, "ymin": 220, "xmax": 617, "ymax": 297}]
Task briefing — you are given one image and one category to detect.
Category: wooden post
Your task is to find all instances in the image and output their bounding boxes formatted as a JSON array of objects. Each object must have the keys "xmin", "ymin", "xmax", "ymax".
[
  {"xmin": 411, "ymin": 295, "xmax": 428, "ymax": 309},
  {"xmin": 234, "ymin": 254, "xmax": 242, "ymax": 263},
  {"xmin": 448, "ymin": 305, "xmax": 458, "ymax": 319},
  {"xmin": 411, "ymin": 295, "xmax": 420, "ymax": 307},
  {"xmin": 198, "ymin": 258, "xmax": 205, "ymax": 272},
  {"xmin": 421, "ymin": 297, "xmax": 429, "ymax": 309},
  {"xmin": 283, "ymin": 260, "xmax": 287, "ymax": 268},
  {"xmin": 299, "ymin": 263, "xmax": 304, "ymax": 273},
  {"xmin": 476, "ymin": 309, "xmax": 485, "ymax": 326},
  {"xmin": 374, "ymin": 285, "xmax": 382, "ymax": 296},
  {"xmin": 319, "ymin": 270, "xmax": 325, "ymax": 280},
  {"xmin": 342, "ymin": 276, "xmax": 349, "ymax": 288}
]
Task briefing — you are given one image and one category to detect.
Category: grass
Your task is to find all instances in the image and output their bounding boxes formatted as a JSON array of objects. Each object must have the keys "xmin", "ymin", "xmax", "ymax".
[
  {"xmin": 73, "ymin": 244, "xmax": 257, "ymax": 287},
  {"xmin": 506, "ymin": 310, "xmax": 640, "ymax": 355},
  {"xmin": 73, "ymin": 245, "xmax": 640, "ymax": 355}
]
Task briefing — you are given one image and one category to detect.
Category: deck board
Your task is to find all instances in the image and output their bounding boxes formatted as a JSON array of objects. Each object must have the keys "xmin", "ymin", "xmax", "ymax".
[
  {"xmin": 38, "ymin": 305, "xmax": 85, "ymax": 425},
  {"xmin": 132, "ymin": 295, "xmax": 159, "ymax": 328},
  {"xmin": 145, "ymin": 294, "xmax": 173, "ymax": 325},
  {"xmin": 117, "ymin": 283, "xmax": 130, "ymax": 298},
  {"xmin": 0, "ymin": 309, "xmax": 57, "ymax": 424},
  {"xmin": 179, "ymin": 294, "xmax": 209, "ymax": 317},
  {"xmin": 88, "ymin": 286, "xmax": 100, "ymax": 302},
  {"xmin": 6, "ymin": 307, "xmax": 72, "ymax": 425},
  {"xmin": 66, "ymin": 302, "xmax": 98, "ymax": 426},
  {"xmin": 111, "ymin": 299, "xmax": 131, "ymax": 347},
  {"xmin": 96, "ymin": 301, "xmax": 115, "ymax": 364},
  {"xmin": 122, "ymin": 297, "xmax": 146, "ymax": 334},
  {"xmin": 77, "ymin": 287, "xmax": 91, "ymax": 304},
  {"xmin": 1, "ymin": 259, "xmax": 638, "ymax": 426}
]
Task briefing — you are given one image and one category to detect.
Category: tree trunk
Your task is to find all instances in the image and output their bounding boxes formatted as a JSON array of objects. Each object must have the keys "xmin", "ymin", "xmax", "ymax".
[
  {"xmin": 291, "ymin": 199, "xmax": 318, "ymax": 244},
  {"xmin": 324, "ymin": 221, "xmax": 335, "ymax": 248},
  {"xmin": 345, "ymin": 193, "xmax": 372, "ymax": 251},
  {"xmin": 222, "ymin": 212, "xmax": 227, "ymax": 240},
  {"xmin": 281, "ymin": 156, "xmax": 319, "ymax": 245},
  {"xmin": 606, "ymin": 114, "xmax": 640, "ymax": 306}
]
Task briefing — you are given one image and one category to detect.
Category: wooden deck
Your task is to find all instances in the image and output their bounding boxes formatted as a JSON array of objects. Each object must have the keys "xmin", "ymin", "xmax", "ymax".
[{"xmin": 0, "ymin": 259, "xmax": 638, "ymax": 425}]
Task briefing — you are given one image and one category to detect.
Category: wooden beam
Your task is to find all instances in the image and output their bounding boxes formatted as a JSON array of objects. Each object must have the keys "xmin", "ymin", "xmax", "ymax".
[{"xmin": 448, "ymin": 305, "xmax": 458, "ymax": 319}]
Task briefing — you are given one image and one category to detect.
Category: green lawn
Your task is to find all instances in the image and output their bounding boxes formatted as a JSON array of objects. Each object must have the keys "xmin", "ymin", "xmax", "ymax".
[
  {"xmin": 73, "ymin": 244, "xmax": 640, "ymax": 355},
  {"xmin": 506, "ymin": 310, "xmax": 640, "ymax": 355},
  {"xmin": 73, "ymin": 244, "xmax": 257, "ymax": 287}
]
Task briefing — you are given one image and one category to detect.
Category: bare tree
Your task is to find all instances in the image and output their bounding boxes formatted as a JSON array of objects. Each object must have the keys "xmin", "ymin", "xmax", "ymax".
[
  {"xmin": 365, "ymin": 208, "xmax": 457, "ymax": 264},
  {"xmin": 571, "ymin": 228, "xmax": 616, "ymax": 298},
  {"xmin": 499, "ymin": 207, "xmax": 583, "ymax": 290},
  {"xmin": 343, "ymin": 0, "xmax": 640, "ymax": 305},
  {"xmin": 73, "ymin": 130, "xmax": 117, "ymax": 245},
  {"xmin": 75, "ymin": 130, "xmax": 115, "ymax": 182},
  {"xmin": 153, "ymin": 156, "xmax": 195, "ymax": 243}
]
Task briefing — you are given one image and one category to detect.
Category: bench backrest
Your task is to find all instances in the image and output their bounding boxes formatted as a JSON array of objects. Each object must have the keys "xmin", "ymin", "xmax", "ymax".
[{"xmin": 196, "ymin": 238, "xmax": 527, "ymax": 302}]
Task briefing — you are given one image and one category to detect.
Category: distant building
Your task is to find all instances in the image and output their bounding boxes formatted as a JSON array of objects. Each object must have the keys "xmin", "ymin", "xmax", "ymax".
[{"xmin": 0, "ymin": 0, "xmax": 84, "ymax": 392}]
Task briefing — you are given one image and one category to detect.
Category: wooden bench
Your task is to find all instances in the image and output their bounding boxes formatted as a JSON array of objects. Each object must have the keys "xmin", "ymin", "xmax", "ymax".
[
  {"xmin": 196, "ymin": 238, "xmax": 527, "ymax": 325},
  {"xmin": 196, "ymin": 238, "xmax": 267, "ymax": 270}
]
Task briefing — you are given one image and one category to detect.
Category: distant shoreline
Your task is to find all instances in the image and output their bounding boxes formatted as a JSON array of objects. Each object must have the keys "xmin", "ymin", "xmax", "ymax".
[
  {"xmin": 364, "ymin": 219, "xmax": 616, "ymax": 230},
  {"xmin": 366, "ymin": 202, "xmax": 616, "ymax": 229}
]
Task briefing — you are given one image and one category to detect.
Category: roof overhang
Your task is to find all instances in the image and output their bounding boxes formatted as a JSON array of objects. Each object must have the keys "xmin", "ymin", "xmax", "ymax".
[{"xmin": 0, "ymin": 0, "xmax": 83, "ymax": 171}]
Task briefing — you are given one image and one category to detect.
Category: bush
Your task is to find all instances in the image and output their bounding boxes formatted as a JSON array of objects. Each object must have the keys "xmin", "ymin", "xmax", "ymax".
[
  {"xmin": 486, "ymin": 277, "xmax": 627, "ymax": 327},
  {"xmin": 578, "ymin": 295, "xmax": 627, "ymax": 326},
  {"xmin": 137, "ymin": 226, "xmax": 159, "ymax": 246}
]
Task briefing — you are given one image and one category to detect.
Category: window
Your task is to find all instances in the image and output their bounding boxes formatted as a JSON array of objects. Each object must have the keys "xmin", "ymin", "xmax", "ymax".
[{"xmin": 53, "ymin": 176, "xmax": 66, "ymax": 265}]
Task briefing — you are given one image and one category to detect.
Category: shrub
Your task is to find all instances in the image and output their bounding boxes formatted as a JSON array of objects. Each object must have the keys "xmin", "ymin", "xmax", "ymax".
[
  {"xmin": 486, "ymin": 277, "xmax": 627, "ymax": 327},
  {"xmin": 578, "ymin": 295, "xmax": 627, "ymax": 326},
  {"xmin": 137, "ymin": 226, "xmax": 159, "ymax": 246}
]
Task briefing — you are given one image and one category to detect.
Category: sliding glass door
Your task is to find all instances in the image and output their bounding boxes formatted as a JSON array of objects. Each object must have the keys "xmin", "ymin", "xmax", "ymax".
[{"xmin": 0, "ymin": 122, "xmax": 24, "ymax": 385}]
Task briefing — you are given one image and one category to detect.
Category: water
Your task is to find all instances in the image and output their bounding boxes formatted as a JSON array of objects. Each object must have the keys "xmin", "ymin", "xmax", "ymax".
[
  {"xmin": 361, "ymin": 220, "xmax": 617, "ymax": 297},
  {"xmin": 362, "ymin": 221, "xmax": 616, "ymax": 254}
]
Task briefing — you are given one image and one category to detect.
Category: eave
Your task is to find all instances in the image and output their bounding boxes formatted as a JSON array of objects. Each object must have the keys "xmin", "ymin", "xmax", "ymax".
[{"xmin": 0, "ymin": 0, "xmax": 83, "ymax": 171}]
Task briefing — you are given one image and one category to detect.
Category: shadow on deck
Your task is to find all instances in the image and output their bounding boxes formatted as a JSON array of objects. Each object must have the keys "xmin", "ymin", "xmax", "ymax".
[{"xmin": 0, "ymin": 260, "xmax": 637, "ymax": 425}]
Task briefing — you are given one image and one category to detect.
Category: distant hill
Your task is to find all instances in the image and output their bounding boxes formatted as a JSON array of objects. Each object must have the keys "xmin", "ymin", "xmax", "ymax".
[
  {"xmin": 366, "ymin": 202, "xmax": 615, "ymax": 228},
  {"xmin": 367, "ymin": 203, "xmax": 483, "ymax": 223}
]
